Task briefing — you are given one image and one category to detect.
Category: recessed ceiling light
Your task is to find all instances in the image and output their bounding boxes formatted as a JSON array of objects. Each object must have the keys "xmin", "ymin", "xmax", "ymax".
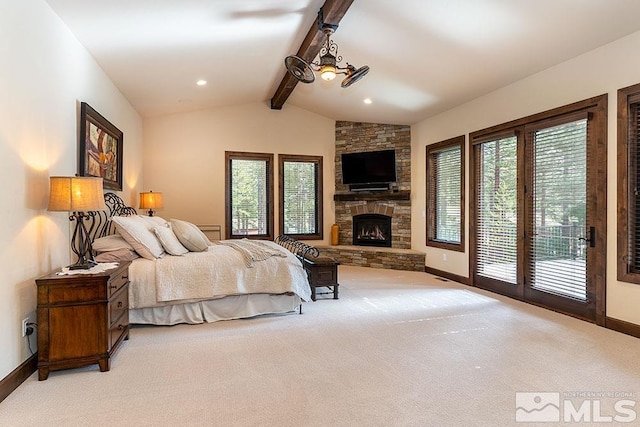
[
  {"xmin": 363, "ymin": 98, "xmax": 372, "ymax": 104},
  {"xmin": 196, "ymin": 80, "xmax": 207, "ymax": 86}
]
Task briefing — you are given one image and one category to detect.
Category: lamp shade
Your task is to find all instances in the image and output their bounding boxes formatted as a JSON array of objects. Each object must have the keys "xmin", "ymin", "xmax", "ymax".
[
  {"xmin": 48, "ymin": 176, "xmax": 106, "ymax": 212},
  {"xmin": 139, "ymin": 191, "xmax": 164, "ymax": 210},
  {"xmin": 320, "ymin": 65, "xmax": 336, "ymax": 81}
]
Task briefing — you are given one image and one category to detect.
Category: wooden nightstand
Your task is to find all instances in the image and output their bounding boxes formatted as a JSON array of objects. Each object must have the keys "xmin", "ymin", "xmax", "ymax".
[{"xmin": 35, "ymin": 262, "xmax": 130, "ymax": 381}]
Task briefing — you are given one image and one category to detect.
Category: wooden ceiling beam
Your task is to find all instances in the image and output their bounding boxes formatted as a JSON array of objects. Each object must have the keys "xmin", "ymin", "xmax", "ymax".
[{"xmin": 270, "ymin": 0, "xmax": 355, "ymax": 110}]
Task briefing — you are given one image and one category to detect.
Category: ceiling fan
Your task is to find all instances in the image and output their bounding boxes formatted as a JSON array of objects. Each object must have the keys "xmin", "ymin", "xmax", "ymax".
[{"xmin": 284, "ymin": 10, "xmax": 369, "ymax": 88}]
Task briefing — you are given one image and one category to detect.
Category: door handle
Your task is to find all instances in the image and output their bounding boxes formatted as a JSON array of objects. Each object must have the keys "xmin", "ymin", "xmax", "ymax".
[{"xmin": 579, "ymin": 227, "xmax": 596, "ymax": 248}]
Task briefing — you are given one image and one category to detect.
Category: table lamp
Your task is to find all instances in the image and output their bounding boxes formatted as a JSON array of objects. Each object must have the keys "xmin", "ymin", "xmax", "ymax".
[
  {"xmin": 48, "ymin": 176, "xmax": 106, "ymax": 269},
  {"xmin": 139, "ymin": 190, "xmax": 163, "ymax": 216}
]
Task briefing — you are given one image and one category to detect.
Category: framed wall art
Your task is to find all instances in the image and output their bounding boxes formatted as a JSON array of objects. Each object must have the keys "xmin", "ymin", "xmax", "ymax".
[{"xmin": 79, "ymin": 102, "xmax": 123, "ymax": 191}]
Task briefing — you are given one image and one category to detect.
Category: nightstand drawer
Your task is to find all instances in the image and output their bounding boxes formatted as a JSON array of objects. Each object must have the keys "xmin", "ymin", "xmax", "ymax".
[
  {"xmin": 109, "ymin": 312, "xmax": 129, "ymax": 349},
  {"xmin": 109, "ymin": 284, "xmax": 129, "ymax": 327},
  {"xmin": 107, "ymin": 268, "xmax": 129, "ymax": 298},
  {"xmin": 46, "ymin": 282, "xmax": 102, "ymax": 304}
]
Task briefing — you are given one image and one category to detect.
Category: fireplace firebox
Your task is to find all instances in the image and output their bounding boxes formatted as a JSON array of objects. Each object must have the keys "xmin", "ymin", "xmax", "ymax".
[{"xmin": 352, "ymin": 214, "xmax": 392, "ymax": 247}]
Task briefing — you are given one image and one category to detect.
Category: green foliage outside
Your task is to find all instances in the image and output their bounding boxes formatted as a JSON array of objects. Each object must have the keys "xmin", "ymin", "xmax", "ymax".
[
  {"xmin": 478, "ymin": 119, "xmax": 588, "ymax": 281},
  {"xmin": 231, "ymin": 159, "xmax": 267, "ymax": 235},
  {"xmin": 533, "ymin": 120, "xmax": 587, "ymax": 261},
  {"xmin": 478, "ymin": 136, "xmax": 518, "ymax": 275},
  {"xmin": 283, "ymin": 161, "xmax": 317, "ymax": 234},
  {"xmin": 230, "ymin": 159, "xmax": 318, "ymax": 236}
]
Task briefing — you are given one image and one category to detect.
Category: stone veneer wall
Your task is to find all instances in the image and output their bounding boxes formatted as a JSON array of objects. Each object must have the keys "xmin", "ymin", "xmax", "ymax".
[
  {"xmin": 318, "ymin": 246, "xmax": 426, "ymax": 272},
  {"xmin": 334, "ymin": 121, "xmax": 412, "ymax": 249}
]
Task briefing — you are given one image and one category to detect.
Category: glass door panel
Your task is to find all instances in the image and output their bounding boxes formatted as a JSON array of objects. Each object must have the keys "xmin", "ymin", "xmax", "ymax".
[
  {"xmin": 529, "ymin": 119, "xmax": 588, "ymax": 301},
  {"xmin": 476, "ymin": 136, "xmax": 518, "ymax": 285}
]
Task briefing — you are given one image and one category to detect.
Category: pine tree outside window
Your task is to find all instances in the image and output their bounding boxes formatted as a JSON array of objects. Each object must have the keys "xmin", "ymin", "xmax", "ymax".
[
  {"xmin": 279, "ymin": 154, "xmax": 323, "ymax": 240},
  {"xmin": 225, "ymin": 151, "xmax": 274, "ymax": 240}
]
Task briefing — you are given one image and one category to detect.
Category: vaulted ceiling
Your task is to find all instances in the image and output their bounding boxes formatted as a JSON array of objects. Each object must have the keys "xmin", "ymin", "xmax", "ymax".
[{"xmin": 45, "ymin": 0, "xmax": 640, "ymax": 124}]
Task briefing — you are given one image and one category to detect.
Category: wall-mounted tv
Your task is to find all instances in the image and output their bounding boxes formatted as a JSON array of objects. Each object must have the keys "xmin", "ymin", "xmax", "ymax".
[{"xmin": 341, "ymin": 149, "xmax": 397, "ymax": 186}]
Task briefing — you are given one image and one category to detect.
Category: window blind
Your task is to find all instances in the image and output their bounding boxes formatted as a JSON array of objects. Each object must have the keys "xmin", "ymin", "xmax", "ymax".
[
  {"xmin": 617, "ymin": 86, "xmax": 640, "ymax": 285},
  {"xmin": 528, "ymin": 118, "xmax": 588, "ymax": 300},
  {"xmin": 429, "ymin": 146, "xmax": 461, "ymax": 243},
  {"xmin": 476, "ymin": 136, "xmax": 518, "ymax": 284},
  {"xmin": 630, "ymin": 102, "xmax": 640, "ymax": 272}
]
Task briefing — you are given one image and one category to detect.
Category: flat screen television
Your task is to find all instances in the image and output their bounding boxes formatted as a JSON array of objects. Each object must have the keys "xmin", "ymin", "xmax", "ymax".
[{"xmin": 341, "ymin": 149, "xmax": 397, "ymax": 185}]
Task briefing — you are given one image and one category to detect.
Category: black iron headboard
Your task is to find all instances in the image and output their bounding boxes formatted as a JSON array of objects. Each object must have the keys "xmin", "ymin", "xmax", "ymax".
[{"xmin": 88, "ymin": 192, "xmax": 137, "ymax": 243}]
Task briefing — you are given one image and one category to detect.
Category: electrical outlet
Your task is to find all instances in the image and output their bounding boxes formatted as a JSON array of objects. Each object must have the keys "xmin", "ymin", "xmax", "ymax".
[
  {"xmin": 442, "ymin": 253, "xmax": 447, "ymax": 262},
  {"xmin": 22, "ymin": 318, "xmax": 29, "ymax": 337}
]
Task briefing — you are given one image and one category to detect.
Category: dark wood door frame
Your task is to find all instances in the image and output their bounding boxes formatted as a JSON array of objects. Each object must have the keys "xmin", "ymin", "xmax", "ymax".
[{"xmin": 469, "ymin": 94, "xmax": 608, "ymax": 325}]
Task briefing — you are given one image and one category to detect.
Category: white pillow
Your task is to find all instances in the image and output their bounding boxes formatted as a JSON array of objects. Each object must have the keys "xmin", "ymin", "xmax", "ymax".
[
  {"xmin": 153, "ymin": 224, "xmax": 189, "ymax": 256},
  {"xmin": 111, "ymin": 216, "xmax": 164, "ymax": 260},
  {"xmin": 92, "ymin": 235, "xmax": 134, "ymax": 252},
  {"xmin": 143, "ymin": 215, "xmax": 168, "ymax": 227},
  {"xmin": 169, "ymin": 219, "xmax": 211, "ymax": 252}
]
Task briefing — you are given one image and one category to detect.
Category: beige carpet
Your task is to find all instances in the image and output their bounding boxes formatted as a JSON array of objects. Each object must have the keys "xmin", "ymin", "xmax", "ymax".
[{"xmin": 1, "ymin": 266, "xmax": 639, "ymax": 426}]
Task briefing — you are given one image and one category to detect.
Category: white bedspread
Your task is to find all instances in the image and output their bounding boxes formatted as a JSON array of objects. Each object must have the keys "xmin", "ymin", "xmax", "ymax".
[
  {"xmin": 217, "ymin": 239, "xmax": 287, "ymax": 267},
  {"xmin": 128, "ymin": 240, "xmax": 311, "ymax": 307}
]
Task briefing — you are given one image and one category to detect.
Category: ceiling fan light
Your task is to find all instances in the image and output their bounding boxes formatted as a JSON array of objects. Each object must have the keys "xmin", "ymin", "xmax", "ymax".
[{"xmin": 320, "ymin": 65, "xmax": 336, "ymax": 81}]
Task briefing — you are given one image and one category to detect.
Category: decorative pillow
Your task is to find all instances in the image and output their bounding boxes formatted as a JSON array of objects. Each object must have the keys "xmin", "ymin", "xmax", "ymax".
[
  {"xmin": 94, "ymin": 248, "xmax": 140, "ymax": 263},
  {"xmin": 111, "ymin": 216, "xmax": 164, "ymax": 260},
  {"xmin": 142, "ymin": 215, "xmax": 168, "ymax": 227},
  {"xmin": 92, "ymin": 235, "xmax": 134, "ymax": 252},
  {"xmin": 169, "ymin": 219, "xmax": 211, "ymax": 252},
  {"xmin": 153, "ymin": 224, "xmax": 189, "ymax": 256}
]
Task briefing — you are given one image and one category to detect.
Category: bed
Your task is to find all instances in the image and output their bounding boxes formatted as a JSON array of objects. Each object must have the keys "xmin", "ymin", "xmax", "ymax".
[{"xmin": 89, "ymin": 193, "xmax": 313, "ymax": 325}]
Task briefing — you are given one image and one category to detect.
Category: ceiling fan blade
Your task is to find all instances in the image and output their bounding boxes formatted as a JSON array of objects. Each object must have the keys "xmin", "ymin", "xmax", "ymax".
[
  {"xmin": 341, "ymin": 65, "xmax": 369, "ymax": 88},
  {"xmin": 284, "ymin": 55, "xmax": 315, "ymax": 84}
]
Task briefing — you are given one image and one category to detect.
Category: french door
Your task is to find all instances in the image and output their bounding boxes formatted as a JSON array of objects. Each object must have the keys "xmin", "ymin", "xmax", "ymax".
[
  {"xmin": 523, "ymin": 115, "xmax": 595, "ymax": 318},
  {"xmin": 470, "ymin": 96, "xmax": 607, "ymax": 324}
]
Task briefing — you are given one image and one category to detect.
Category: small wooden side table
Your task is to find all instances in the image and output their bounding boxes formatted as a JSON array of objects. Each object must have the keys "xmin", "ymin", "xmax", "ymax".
[
  {"xmin": 303, "ymin": 256, "xmax": 339, "ymax": 301},
  {"xmin": 35, "ymin": 262, "xmax": 130, "ymax": 380}
]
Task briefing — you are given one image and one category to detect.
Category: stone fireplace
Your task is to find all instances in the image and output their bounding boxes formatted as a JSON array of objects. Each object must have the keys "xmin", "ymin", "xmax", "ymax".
[
  {"xmin": 318, "ymin": 121, "xmax": 425, "ymax": 271},
  {"xmin": 334, "ymin": 196, "xmax": 410, "ymax": 249},
  {"xmin": 333, "ymin": 121, "xmax": 412, "ymax": 250}
]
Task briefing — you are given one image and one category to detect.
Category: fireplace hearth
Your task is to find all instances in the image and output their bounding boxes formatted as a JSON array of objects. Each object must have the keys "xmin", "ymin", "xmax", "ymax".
[{"xmin": 353, "ymin": 214, "xmax": 392, "ymax": 247}]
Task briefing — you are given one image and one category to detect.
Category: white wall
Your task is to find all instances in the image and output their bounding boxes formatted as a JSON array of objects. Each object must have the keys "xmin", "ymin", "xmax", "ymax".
[
  {"xmin": 411, "ymin": 30, "xmax": 640, "ymax": 326},
  {"xmin": 143, "ymin": 102, "xmax": 335, "ymax": 243},
  {"xmin": 0, "ymin": 0, "xmax": 143, "ymax": 379}
]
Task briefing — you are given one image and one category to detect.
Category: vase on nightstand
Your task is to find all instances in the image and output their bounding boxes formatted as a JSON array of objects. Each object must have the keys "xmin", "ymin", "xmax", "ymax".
[{"xmin": 331, "ymin": 224, "xmax": 339, "ymax": 245}]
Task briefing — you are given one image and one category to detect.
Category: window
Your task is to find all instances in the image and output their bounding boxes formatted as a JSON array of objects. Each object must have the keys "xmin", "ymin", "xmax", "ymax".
[
  {"xmin": 225, "ymin": 151, "xmax": 274, "ymax": 240},
  {"xmin": 426, "ymin": 136, "xmax": 465, "ymax": 251},
  {"xmin": 618, "ymin": 83, "xmax": 640, "ymax": 284},
  {"xmin": 279, "ymin": 154, "xmax": 323, "ymax": 240}
]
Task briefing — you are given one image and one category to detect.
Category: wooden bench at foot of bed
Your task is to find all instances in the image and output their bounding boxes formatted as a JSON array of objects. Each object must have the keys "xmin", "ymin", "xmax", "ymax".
[{"xmin": 275, "ymin": 235, "xmax": 340, "ymax": 301}]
